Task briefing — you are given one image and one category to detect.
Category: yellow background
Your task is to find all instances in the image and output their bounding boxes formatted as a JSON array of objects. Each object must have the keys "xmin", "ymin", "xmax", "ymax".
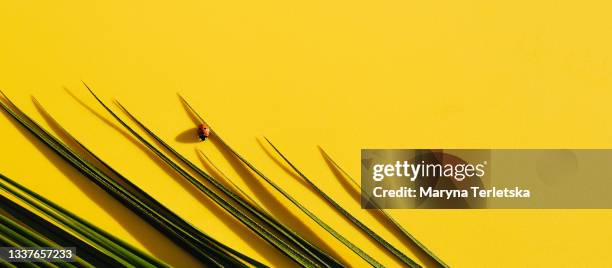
[{"xmin": 2, "ymin": 1, "xmax": 612, "ymax": 267}]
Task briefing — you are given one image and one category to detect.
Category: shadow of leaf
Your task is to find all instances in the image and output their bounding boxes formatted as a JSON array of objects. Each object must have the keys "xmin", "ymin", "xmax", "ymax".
[{"xmin": 175, "ymin": 128, "xmax": 200, "ymax": 143}]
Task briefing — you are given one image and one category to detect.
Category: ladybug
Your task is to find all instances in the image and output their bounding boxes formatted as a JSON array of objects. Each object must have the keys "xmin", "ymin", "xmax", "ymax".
[{"xmin": 197, "ymin": 123, "xmax": 210, "ymax": 141}]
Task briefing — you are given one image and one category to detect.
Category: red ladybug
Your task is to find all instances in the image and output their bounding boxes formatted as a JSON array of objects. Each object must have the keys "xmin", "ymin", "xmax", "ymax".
[{"xmin": 197, "ymin": 124, "xmax": 210, "ymax": 141}]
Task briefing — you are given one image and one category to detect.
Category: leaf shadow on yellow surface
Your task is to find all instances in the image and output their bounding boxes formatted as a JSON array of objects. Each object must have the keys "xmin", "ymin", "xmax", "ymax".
[
  {"xmin": 319, "ymin": 149, "xmax": 440, "ymax": 267},
  {"xmin": 207, "ymin": 136, "xmax": 348, "ymax": 265},
  {"xmin": 319, "ymin": 150, "xmax": 360, "ymax": 205},
  {"xmin": 28, "ymin": 97, "xmax": 194, "ymax": 264},
  {"xmin": 65, "ymin": 90, "xmax": 285, "ymax": 264},
  {"xmin": 195, "ymin": 150, "xmax": 259, "ymax": 209},
  {"xmin": 175, "ymin": 96, "xmax": 202, "ymax": 144},
  {"xmin": 175, "ymin": 128, "xmax": 200, "ymax": 143}
]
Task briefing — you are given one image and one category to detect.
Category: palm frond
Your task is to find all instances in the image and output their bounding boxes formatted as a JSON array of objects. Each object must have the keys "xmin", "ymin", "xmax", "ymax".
[
  {"xmin": 0, "ymin": 212, "xmax": 85, "ymax": 268},
  {"xmin": 0, "ymin": 229, "xmax": 39, "ymax": 268},
  {"xmin": 0, "ymin": 174, "xmax": 146, "ymax": 267},
  {"xmin": 264, "ymin": 138, "xmax": 421, "ymax": 268},
  {"xmin": 319, "ymin": 148, "xmax": 448, "ymax": 268},
  {"xmin": 0, "ymin": 92, "xmax": 255, "ymax": 267},
  {"xmin": 31, "ymin": 97, "xmax": 260, "ymax": 267},
  {"xmin": 116, "ymin": 95, "xmax": 346, "ymax": 267},
  {"xmin": 83, "ymin": 85, "xmax": 330, "ymax": 268},
  {"xmin": 0, "ymin": 214, "xmax": 60, "ymax": 268},
  {"xmin": 0, "ymin": 84, "xmax": 447, "ymax": 268},
  {"xmin": 178, "ymin": 95, "xmax": 384, "ymax": 268}
]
